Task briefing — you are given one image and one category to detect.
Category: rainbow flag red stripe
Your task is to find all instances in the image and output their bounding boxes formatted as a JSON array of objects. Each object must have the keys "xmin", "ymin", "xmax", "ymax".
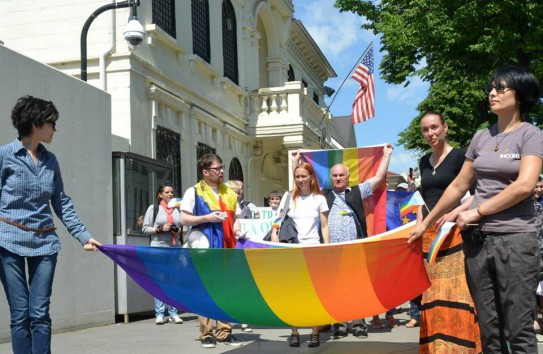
[
  {"xmin": 300, "ymin": 146, "xmax": 386, "ymax": 235},
  {"xmin": 100, "ymin": 222, "xmax": 429, "ymax": 327}
]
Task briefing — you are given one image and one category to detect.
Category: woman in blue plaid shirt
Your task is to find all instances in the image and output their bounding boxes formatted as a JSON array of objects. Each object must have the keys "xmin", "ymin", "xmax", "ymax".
[{"xmin": 0, "ymin": 96, "xmax": 101, "ymax": 354}]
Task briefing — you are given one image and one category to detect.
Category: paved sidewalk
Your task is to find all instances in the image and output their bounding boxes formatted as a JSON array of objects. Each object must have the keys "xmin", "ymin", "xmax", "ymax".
[
  {"xmin": 1, "ymin": 307, "xmax": 542, "ymax": 353},
  {"xmin": 0, "ymin": 308, "xmax": 421, "ymax": 354}
]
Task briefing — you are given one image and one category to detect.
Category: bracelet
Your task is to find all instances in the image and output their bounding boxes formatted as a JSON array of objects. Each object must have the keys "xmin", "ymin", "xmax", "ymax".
[{"xmin": 476, "ymin": 205, "xmax": 484, "ymax": 217}]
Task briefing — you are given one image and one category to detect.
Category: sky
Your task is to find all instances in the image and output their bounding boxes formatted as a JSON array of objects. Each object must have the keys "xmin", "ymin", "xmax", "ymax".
[{"xmin": 292, "ymin": 0, "xmax": 429, "ymax": 175}]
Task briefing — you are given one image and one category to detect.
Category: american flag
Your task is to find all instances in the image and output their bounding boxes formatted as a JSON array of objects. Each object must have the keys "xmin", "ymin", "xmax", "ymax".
[{"xmin": 351, "ymin": 45, "xmax": 375, "ymax": 124}]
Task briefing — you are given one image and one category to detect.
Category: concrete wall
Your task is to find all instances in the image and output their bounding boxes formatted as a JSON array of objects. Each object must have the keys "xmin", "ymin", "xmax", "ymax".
[{"xmin": 0, "ymin": 45, "xmax": 115, "ymax": 342}]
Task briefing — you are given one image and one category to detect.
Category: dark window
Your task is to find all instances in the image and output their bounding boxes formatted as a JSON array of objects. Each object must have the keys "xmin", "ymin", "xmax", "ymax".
[
  {"xmin": 192, "ymin": 0, "xmax": 210, "ymax": 63},
  {"xmin": 196, "ymin": 142, "xmax": 216, "ymax": 181},
  {"xmin": 313, "ymin": 92, "xmax": 319, "ymax": 104},
  {"xmin": 301, "ymin": 79, "xmax": 308, "ymax": 88},
  {"xmin": 228, "ymin": 157, "xmax": 243, "ymax": 182},
  {"xmin": 222, "ymin": 0, "xmax": 238, "ymax": 84},
  {"xmin": 156, "ymin": 126, "xmax": 181, "ymax": 193},
  {"xmin": 287, "ymin": 65, "xmax": 295, "ymax": 82},
  {"xmin": 152, "ymin": 0, "xmax": 176, "ymax": 38}
]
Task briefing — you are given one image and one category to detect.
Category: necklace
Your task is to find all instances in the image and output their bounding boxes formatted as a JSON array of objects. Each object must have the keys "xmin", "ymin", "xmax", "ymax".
[
  {"xmin": 430, "ymin": 147, "xmax": 451, "ymax": 175},
  {"xmin": 494, "ymin": 122, "xmax": 522, "ymax": 152}
]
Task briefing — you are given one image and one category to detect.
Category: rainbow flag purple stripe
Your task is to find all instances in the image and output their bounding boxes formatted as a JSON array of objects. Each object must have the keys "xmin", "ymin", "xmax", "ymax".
[{"xmin": 99, "ymin": 222, "xmax": 429, "ymax": 327}]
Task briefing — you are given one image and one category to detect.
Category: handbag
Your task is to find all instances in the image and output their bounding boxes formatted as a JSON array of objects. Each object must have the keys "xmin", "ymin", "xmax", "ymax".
[
  {"xmin": 263, "ymin": 192, "xmax": 295, "ymax": 242},
  {"xmin": 278, "ymin": 215, "xmax": 298, "ymax": 243}
]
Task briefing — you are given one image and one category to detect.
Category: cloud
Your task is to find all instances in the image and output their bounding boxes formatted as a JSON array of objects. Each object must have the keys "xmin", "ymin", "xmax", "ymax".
[
  {"xmin": 385, "ymin": 77, "xmax": 428, "ymax": 104},
  {"xmin": 389, "ymin": 149, "xmax": 419, "ymax": 174},
  {"xmin": 293, "ymin": 0, "xmax": 369, "ymax": 57}
]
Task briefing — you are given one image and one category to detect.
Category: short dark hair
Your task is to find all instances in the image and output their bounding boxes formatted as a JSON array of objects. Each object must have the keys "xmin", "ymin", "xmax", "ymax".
[
  {"xmin": 488, "ymin": 66, "xmax": 541, "ymax": 120},
  {"xmin": 11, "ymin": 95, "xmax": 59, "ymax": 137},
  {"xmin": 268, "ymin": 190, "xmax": 281, "ymax": 200},
  {"xmin": 197, "ymin": 154, "xmax": 223, "ymax": 175}
]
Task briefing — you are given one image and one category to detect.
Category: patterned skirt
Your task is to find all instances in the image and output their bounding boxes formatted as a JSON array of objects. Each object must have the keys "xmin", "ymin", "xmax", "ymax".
[{"xmin": 419, "ymin": 226, "xmax": 482, "ymax": 354}]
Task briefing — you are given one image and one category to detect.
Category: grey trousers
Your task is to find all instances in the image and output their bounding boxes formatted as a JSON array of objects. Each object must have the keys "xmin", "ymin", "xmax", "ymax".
[{"xmin": 463, "ymin": 232, "xmax": 539, "ymax": 354}]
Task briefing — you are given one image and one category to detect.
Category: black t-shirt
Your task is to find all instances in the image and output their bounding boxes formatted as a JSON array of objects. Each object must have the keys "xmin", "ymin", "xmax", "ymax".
[{"xmin": 419, "ymin": 148, "xmax": 466, "ymax": 216}]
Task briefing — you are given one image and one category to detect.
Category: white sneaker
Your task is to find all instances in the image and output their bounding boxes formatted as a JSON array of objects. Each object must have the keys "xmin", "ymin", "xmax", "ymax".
[
  {"xmin": 170, "ymin": 315, "xmax": 183, "ymax": 324},
  {"xmin": 155, "ymin": 316, "xmax": 165, "ymax": 325}
]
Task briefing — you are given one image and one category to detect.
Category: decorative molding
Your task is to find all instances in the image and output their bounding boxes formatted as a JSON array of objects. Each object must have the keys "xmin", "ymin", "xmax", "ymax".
[
  {"xmin": 220, "ymin": 77, "xmax": 246, "ymax": 99},
  {"xmin": 147, "ymin": 84, "xmax": 190, "ymax": 112},
  {"xmin": 145, "ymin": 24, "xmax": 186, "ymax": 64},
  {"xmin": 188, "ymin": 54, "xmax": 219, "ymax": 85}
]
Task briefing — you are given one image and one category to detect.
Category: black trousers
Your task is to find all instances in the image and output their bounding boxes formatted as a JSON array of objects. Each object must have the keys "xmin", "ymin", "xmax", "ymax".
[{"xmin": 463, "ymin": 232, "xmax": 539, "ymax": 354}]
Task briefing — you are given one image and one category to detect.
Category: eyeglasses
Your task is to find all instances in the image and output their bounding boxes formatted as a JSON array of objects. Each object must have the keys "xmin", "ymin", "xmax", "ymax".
[
  {"xmin": 485, "ymin": 84, "xmax": 512, "ymax": 95},
  {"xmin": 207, "ymin": 165, "xmax": 224, "ymax": 173}
]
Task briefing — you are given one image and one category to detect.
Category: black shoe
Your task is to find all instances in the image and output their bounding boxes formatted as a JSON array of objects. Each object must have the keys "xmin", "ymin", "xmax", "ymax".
[
  {"xmin": 201, "ymin": 336, "xmax": 216, "ymax": 348},
  {"xmin": 332, "ymin": 329, "xmax": 347, "ymax": 339},
  {"xmin": 353, "ymin": 328, "xmax": 368, "ymax": 338},
  {"xmin": 289, "ymin": 334, "xmax": 300, "ymax": 347},
  {"xmin": 217, "ymin": 334, "xmax": 242, "ymax": 347},
  {"xmin": 308, "ymin": 333, "xmax": 320, "ymax": 348}
]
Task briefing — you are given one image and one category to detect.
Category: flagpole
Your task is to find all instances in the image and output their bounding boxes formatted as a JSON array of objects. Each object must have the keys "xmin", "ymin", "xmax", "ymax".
[{"xmin": 317, "ymin": 42, "xmax": 374, "ymax": 130}]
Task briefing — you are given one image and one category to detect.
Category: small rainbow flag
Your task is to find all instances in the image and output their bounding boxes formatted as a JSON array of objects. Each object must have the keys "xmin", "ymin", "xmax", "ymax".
[
  {"xmin": 426, "ymin": 222, "xmax": 455, "ymax": 264},
  {"xmin": 399, "ymin": 191, "xmax": 424, "ymax": 217},
  {"xmin": 167, "ymin": 198, "xmax": 182, "ymax": 208},
  {"xmin": 301, "ymin": 146, "xmax": 386, "ymax": 236}
]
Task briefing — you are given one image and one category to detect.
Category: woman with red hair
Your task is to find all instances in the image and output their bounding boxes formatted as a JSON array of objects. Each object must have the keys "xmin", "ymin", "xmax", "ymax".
[{"xmin": 271, "ymin": 160, "xmax": 329, "ymax": 347}]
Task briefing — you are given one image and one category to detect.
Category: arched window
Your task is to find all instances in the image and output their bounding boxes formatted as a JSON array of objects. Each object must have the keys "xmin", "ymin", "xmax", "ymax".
[
  {"xmin": 192, "ymin": 0, "xmax": 210, "ymax": 62},
  {"xmin": 287, "ymin": 65, "xmax": 295, "ymax": 82},
  {"xmin": 222, "ymin": 0, "xmax": 238, "ymax": 84},
  {"xmin": 228, "ymin": 158, "xmax": 243, "ymax": 182}
]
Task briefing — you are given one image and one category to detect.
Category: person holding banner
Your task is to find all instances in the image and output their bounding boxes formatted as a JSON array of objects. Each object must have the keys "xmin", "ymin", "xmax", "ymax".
[
  {"xmin": 291, "ymin": 145, "xmax": 393, "ymax": 336},
  {"xmin": 271, "ymin": 160, "xmax": 329, "ymax": 348},
  {"xmin": 410, "ymin": 111, "xmax": 481, "ymax": 353},
  {"xmin": 411, "ymin": 66, "xmax": 543, "ymax": 354}
]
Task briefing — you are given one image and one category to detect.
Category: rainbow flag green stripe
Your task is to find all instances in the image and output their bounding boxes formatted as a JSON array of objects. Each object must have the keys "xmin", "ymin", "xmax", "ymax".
[{"xmin": 100, "ymin": 222, "xmax": 430, "ymax": 327}]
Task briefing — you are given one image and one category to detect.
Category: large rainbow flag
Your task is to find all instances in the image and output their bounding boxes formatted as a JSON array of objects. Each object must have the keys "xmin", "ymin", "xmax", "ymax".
[
  {"xmin": 100, "ymin": 222, "xmax": 429, "ymax": 327},
  {"xmin": 300, "ymin": 146, "xmax": 386, "ymax": 235}
]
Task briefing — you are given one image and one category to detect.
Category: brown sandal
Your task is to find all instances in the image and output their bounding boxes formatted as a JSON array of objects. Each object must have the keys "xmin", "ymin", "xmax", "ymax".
[
  {"xmin": 289, "ymin": 333, "xmax": 300, "ymax": 347},
  {"xmin": 308, "ymin": 333, "xmax": 320, "ymax": 348}
]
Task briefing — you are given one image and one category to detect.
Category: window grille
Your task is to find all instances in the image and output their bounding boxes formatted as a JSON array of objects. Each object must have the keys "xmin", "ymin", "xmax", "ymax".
[
  {"xmin": 156, "ymin": 126, "xmax": 181, "ymax": 193},
  {"xmin": 222, "ymin": 0, "xmax": 238, "ymax": 84},
  {"xmin": 152, "ymin": 0, "xmax": 176, "ymax": 38},
  {"xmin": 228, "ymin": 157, "xmax": 243, "ymax": 182},
  {"xmin": 192, "ymin": 0, "xmax": 210, "ymax": 62},
  {"xmin": 287, "ymin": 65, "xmax": 295, "ymax": 82},
  {"xmin": 196, "ymin": 142, "xmax": 216, "ymax": 181}
]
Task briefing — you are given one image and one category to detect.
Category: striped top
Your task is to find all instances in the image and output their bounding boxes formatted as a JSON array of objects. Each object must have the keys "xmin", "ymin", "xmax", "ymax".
[{"xmin": 0, "ymin": 139, "xmax": 92, "ymax": 256}]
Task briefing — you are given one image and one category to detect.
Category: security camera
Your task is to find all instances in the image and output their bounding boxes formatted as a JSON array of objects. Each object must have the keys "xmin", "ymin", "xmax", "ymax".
[{"xmin": 123, "ymin": 19, "xmax": 145, "ymax": 47}]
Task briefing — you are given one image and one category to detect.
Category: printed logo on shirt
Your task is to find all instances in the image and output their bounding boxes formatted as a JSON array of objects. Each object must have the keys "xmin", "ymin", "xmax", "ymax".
[{"xmin": 499, "ymin": 150, "xmax": 520, "ymax": 159}]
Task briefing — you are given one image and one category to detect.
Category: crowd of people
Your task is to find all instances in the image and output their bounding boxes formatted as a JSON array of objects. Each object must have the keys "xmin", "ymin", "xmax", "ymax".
[{"xmin": 1, "ymin": 65, "xmax": 542, "ymax": 353}]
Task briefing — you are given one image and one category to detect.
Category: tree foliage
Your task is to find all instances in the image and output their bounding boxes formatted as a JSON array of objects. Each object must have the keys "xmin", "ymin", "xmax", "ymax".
[{"xmin": 335, "ymin": 0, "xmax": 543, "ymax": 153}]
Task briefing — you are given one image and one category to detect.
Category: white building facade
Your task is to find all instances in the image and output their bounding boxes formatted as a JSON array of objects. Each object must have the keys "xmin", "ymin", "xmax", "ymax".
[{"xmin": 0, "ymin": 0, "xmax": 338, "ymax": 322}]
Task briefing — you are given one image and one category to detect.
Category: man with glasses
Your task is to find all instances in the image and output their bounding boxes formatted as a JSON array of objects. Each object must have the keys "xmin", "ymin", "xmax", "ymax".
[{"xmin": 180, "ymin": 154, "xmax": 242, "ymax": 348}]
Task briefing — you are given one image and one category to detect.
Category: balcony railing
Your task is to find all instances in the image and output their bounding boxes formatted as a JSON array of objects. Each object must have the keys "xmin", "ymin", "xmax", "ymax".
[{"xmin": 247, "ymin": 81, "xmax": 331, "ymax": 142}]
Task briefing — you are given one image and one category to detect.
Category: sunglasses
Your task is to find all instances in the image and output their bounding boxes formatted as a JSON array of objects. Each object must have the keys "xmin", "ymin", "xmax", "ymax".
[{"xmin": 485, "ymin": 84, "xmax": 512, "ymax": 95}]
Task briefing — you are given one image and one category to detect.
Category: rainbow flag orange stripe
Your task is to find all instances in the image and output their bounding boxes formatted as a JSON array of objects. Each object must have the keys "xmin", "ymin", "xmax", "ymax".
[
  {"xmin": 100, "ymin": 221, "xmax": 430, "ymax": 327},
  {"xmin": 301, "ymin": 146, "xmax": 386, "ymax": 235}
]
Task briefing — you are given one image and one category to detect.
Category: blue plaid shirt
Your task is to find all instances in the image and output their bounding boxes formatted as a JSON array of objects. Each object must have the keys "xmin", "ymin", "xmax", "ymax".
[{"xmin": 0, "ymin": 139, "xmax": 92, "ymax": 256}]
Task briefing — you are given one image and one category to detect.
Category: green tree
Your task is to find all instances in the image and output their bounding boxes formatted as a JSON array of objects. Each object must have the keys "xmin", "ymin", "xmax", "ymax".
[{"xmin": 335, "ymin": 0, "xmax": 543, "ymax": 153}]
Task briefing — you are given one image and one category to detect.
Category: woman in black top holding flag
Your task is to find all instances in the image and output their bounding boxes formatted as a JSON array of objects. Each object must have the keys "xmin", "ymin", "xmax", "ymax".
[{"xmin": 412, "ymin": 111, "xmax": 481, "ymax": 353}]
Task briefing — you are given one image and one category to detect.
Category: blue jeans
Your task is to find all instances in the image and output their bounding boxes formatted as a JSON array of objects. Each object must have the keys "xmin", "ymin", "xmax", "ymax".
[
  {"xmin": 408, "ymin": 294, "xmax": 422, "ymax": 321},
  {"xmin": 155, "ymin": 298, "xmax": 177, "ymax": 317},
  {"xmin": 0, "ymin": 248, "xmax": 57, "ymax": 354}
]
